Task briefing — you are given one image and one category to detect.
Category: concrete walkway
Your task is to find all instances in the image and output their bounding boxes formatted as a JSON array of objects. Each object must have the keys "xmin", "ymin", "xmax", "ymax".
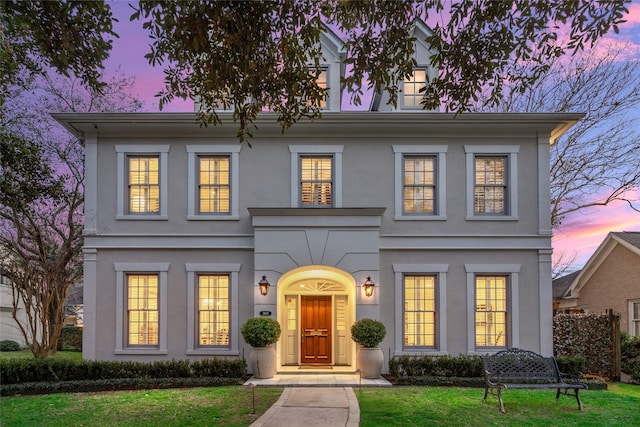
[{"xmin": 249, "ymin": 387, "xmax": 360, "ymax": 427}]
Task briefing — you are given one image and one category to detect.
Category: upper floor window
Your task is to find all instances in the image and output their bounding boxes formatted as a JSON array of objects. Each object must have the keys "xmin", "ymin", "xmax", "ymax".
[
  {"xmin": 474, "ymin": 156, "xmax": 507, "ymax": 215},
  {"xmin": 464, "ymin": 145, "xmax": 519, "ymax": 221},
  {"xmin": 403, "ymin": 156, "xmax": 436, "ymax": 215},
  {"xmin": 116, "ymin": 145, "xmax": 169, "ymax": 220},
  {"xmin": 300, "ymin": 156, "xmax": 333, "ymax": 207},
  {"xmin": 290, "ymin": 146, "xmax": 343, "ymax": 208},
  {"xmin": 128, "ymin": 156, "xmax": 159, "ymax": 214},
  {"xmin": 198, "ymin": 156, "xmax": 230, "ymax": 214},
  {"xmin": 393, "ymin": 145, "xmax": 447, "ymax": 220},
  {"xmin": 316, "ymin": 68, "xmax": 328, "ymax": 109},
  {"xmin": 186, "ymin": 145, "xmax": 241, "ymax": 220},
  {"xmin": 403, "ymin": 69, "xmax": 427, "ymax": 108}
]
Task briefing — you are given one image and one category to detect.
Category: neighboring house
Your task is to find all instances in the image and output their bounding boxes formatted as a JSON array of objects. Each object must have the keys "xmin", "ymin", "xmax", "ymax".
[
  {"xmin": 552, "ymin": 270, "xmax": 581, "ymax": 314},
  {"xmin": 53, "ymin": 22, "xmax": 582, "ymax": 372},
  {"xmin": 0, "ymin": 271, "xmax": 26, "ymax": 346},
  {"xmin": 555, "ymin": 231, "xmax": 640, "ymax": 337}
]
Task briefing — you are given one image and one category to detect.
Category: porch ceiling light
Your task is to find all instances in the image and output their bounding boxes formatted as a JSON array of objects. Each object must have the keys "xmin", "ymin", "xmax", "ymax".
[
  {"xmin": 258, "ymin": 275, "xmax": 270, "ymax": 296},
  {"xmin": 363, "ymin": 276, "xmax": 375, "ymax": 297}
]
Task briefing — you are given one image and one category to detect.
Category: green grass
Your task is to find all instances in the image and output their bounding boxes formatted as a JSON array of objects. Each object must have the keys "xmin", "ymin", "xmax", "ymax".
[
  {"xmin": 357, "ymin": 383, "xmax": 640, "ymax": 426},
  {"xmin": 0, "ymin": 386, "xmax": 283, "ymax": 427},
  {"xmin": 0, "ymin": 350, "xmax": 82, "ymax": 361}
]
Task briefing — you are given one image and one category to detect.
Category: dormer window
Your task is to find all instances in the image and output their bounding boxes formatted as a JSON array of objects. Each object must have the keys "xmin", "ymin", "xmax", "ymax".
[
  {"xmin": 403, "ymin": 68, "xmax": 427, "ymax": 109},
  {"xmin": 316, "ymin": 69, "xmax": 328, "ymax": 109}
]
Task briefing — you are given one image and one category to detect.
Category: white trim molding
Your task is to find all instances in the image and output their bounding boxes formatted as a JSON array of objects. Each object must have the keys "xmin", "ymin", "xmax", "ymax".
[
  {"xmin": 393, "ymin": 263, "xmax": 449, "ymax": 356},
  {"xmin": 392, "ymin": 145, "xmax": 448, "ymax": 221},
  {"xmin": 115, "ymin": 145, "xmax": 170, "ymax": 220},
  {"xmin": 464, "ymin": 145, "xmax": 519, "ymax": 221},
  {"xmin": 114, "ymin": 262, "xmax": 170, "ymax": 355},
  {"xmin": 289, "ymin": 145, "xmax": 343, "ymax": 207},
  {"xmin": 465, "ymin": 263, "xmax": 520, "ymax": 354},
  {"xmin": 185, "ymin": 263, "xmax": 241, "ymax": 356},
  {"xmin": 186, "ymin": 145, "xmax": 241, "ymax": 220}
]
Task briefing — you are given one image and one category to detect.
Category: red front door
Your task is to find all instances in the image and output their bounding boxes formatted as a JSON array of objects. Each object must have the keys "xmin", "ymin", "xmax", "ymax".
[{"xmin": 301, "ymin": 296, "xmax": 332, "ymax": 364}]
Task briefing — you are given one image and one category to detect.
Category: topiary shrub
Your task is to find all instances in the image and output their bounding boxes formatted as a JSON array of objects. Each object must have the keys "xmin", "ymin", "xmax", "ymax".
[
  {"xmin": 0, "ymin": 340, "xmax": 21, "ymax": 352},
  {"xmin": 241, "ymin": 317, "xmax": 281, "ymax": 347},
  {"xmin": 351, "ymin": 318, "xmax": 386, "ymax": 348}
]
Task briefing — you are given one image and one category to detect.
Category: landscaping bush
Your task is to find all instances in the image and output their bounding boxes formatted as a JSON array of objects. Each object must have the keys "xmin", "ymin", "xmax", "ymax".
[
  {"xmin": 0, "ymin": 340, "xmax": 21, "ymax": 352},
  {"xmin": 555, "ymin": 355, "xmax": 587, "ymax": 374},
  {"xmin": 0, "ymin": 358, "xmax": 247, "ymax": 385},
  {"xmin": 57, "ymin": 327, "xmax": 82, "ymax": 351},
  {"xmin": 621, "ymin": 332, "xmax": 640, "ymax": 381},
  {"xmin": 389, "ymin": 354, "xmax": 483, "ymax": 378}
]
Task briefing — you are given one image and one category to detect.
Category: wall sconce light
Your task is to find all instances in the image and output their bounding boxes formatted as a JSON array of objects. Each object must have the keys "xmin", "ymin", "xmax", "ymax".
[
  {"xmin": 258, "ymin": 275, "xmax": 270, "ymax": 296},
  {"xmin": 363, "ymin": 276, "xmax": 375, "ymax": 297}
]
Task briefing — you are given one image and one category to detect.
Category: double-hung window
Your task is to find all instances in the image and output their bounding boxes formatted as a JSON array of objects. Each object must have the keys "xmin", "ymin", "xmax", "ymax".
[
  {"xmin": 465, "ymin": 264, "xmax": 520, "ymax": 353},
  {"xmin": 300, "ymin": 156, "xmax": 333, "ymax": 207},
  {"xmin": 393, "ymin": 145, "xmax": 447, "ymax": 220},
  {"xmin": 316, "ymin": 68, "xmax": 328, "ymax": 109},
  {"xmin": 402, "ymin": 68, "xmax": 427, "ymax": 108},
  {"xmin": 197, "ymin": 274, "xmax": 230, "ymax": 346},
  {"xmin": 186, "ymin": 145, "xmax": 240, "ymax": 220},
  {"xmin": 630, "ymin": 300, "xmax": 640, "ymax": 337},
  {"xmin": 186, "ymin": 263, "xmax": 240, "ymax": 355},
  {"xmin": 115, "ymin": 263, "xmax": 169, "ymax": 354},
  {"xmin": 116, "ymin": 145, "xmax": 169, "ymax": 220},
  {"xmin": 404, "ymin": 275, "xmax": 437, "ymax": 348},
  {"xmin": 465, "ymin": 146, "xmax": 519, "ymax": 220},
  {"xmin": 290, "ymin": 146, "xmax": 343, "ymax": 208}
]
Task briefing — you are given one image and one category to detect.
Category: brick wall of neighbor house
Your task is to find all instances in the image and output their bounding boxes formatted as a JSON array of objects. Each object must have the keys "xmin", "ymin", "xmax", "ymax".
[{"xmin": 576, "ymin": 244, "xmax": 640, "ymax": 333}]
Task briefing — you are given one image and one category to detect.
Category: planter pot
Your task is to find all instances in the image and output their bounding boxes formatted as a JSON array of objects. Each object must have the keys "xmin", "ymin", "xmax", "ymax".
[
  {"xmin": 356, "ymin": 346, "xmax": 384, "ymax": 379},
  {"xmin": 248, "ymin": 345, "xmax": 277, "ymax": 379}
]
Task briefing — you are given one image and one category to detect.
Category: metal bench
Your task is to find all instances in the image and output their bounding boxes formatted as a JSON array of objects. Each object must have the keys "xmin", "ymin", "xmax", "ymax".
[{"xmin": 481, "ymin": 348, "xmax": 588, "ymax": 413}]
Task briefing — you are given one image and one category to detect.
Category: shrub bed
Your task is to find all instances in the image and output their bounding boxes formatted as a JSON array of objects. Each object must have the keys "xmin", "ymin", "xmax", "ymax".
[
  {"xmin": 0, "ymin": 340, "xmax": 21, "ymax": 352},
  {"xmin": 0, "ymin": 358, "xmax": 247, "ymax": 395},
  {"xmin": 389, "ymin": 354, "xmax": 483, "ymax": 378},
  {"xmin": 621, "ymin": 333, "xmax": 640, "ymax": 382}
]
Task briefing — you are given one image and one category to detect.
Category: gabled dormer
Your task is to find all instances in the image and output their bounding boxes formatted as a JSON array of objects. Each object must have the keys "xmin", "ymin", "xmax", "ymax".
[
  {"xmin": 313, "ymin": 24, "xmax": 347, "ymax": 112},
  {"xmin": 371, "ymin": 19, "xmax": 438, "ymax": 112}
]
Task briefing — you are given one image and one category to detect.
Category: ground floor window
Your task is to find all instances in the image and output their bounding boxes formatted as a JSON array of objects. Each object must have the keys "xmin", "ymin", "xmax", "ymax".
[
  {"xmin": 197, "ymin": 274, "xmax": 230, "ymax": 346},
  {"xmin": 404, "ymin": 275, "xmax": 437, "ymax": 348},
  {"xmin": 127, "ymin": 274, "xmax": 159, "ymax": 346},
  {"xmin": 475, "ymin": 275, "xmax": 508, "ymax": 349}
]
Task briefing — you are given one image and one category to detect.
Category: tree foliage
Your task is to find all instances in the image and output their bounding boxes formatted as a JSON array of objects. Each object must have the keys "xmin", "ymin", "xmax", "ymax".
[
  {"xmin": 0, "ymin": 73, "xmax": 142, "ymax": 358},
  {"xmin": 472, "ymin": 43, "xmax": 640, "ymax": 229},
  {"xmin": 131, "ymin": 0, "xmax": 629, "ymax": 140},
  {"xmin": 0, "ymin": 0, "xmax": 116, "ymax": 111}
]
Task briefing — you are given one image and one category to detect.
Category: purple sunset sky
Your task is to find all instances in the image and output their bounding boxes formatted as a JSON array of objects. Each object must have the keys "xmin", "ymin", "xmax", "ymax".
[{"xmin": 102, "ymin": 1, "xmax": 640, "ymax": 271}]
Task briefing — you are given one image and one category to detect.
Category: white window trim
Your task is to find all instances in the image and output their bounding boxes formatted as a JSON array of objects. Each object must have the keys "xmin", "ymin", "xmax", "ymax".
[
  {"xmin": 464, "ymin": 145, "xmax": 519, "ymax": 221},
  {"xmin": 115, "ymin": 145, "xmax": 170, "ymax": 220},
  {"xmin": 186, "ymin": 263, "xmax": 241, "ymax": 356},
  {"xmin": 186, "ymin": 145, "xmax": 241, "ymax": 220},
  {"xmin": 400, "ymin": 66, "xmax": 429, "ymax": 110},
  {"xmin": 393, "ymin": 263, "xmax": 448, "ymax": 356},
  {"xmin": 393, "ymin": 145, "xmax": 447, "ymax": 220},
  {"xmin": 114, "ymin": 262, "xmax": 169, "ymax": 355},
  {"xmin": 289, "ymin": 145, "xmax": 343, "ymax": 208},
  {"xmin": 465, "ymin": 264, "xmax": 520, "ymax": 354},
  {"xmin": 629, "ymin": 299, "xmax": 640, "ymax": 337}
]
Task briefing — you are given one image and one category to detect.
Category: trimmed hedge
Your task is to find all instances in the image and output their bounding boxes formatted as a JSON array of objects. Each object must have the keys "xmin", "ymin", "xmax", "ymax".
[
  {"xmin": 0, "ymin": 358, "xmax": 246, "ymax": 385},
  {"xmin": 621, "ymin": 333, "xmax": 640, "ymax": 381},
  {"xmin": 389, "ymin": 355, "xmax": 483, "ymax": 378},
  {"xmin": 0, "ymin": 340, "xmax": 21, "ymax": 352},
  {"xmin": 0, "ymin": 377, "xmax": 242, "ymax": 397}
]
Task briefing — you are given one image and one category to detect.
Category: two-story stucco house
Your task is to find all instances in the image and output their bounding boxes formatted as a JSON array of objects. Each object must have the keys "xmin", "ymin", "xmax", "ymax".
[{"xmin": 54, "ymin": 22, "xmax": 581, "ymax": 373}]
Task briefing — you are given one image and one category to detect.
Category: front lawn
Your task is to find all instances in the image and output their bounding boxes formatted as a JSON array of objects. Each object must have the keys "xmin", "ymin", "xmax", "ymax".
[
  {"xmin": 357, "ymin": 383, "xmax": 640, "ymax": 427},
  {"xmin": 0, "ymin": 386, "xmax": 283, "ymax": 427},
  {"xmin": 0, "ymin": 350, "xmax": 82, "ymax": 362}
]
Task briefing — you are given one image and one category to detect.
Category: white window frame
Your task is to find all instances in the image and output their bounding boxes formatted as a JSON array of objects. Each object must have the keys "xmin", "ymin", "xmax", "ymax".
[
  {"xmin": 186, "ymin": 145, "xmax": 241, "ymax": 220},
  {"xmin": 393, "ymin": 263, "xmax": 448, "ymax": 355},
  {"xmin": 465, "ymin": 264, "xmax": 520, "ymax": 354},
  {"xmin": 116, "ymin": 145, "xmax": 170, "ymax": 220},
  {"xmin": 629, "ymin": 299, "xmax": 640, "ymax": 337},
  {"xmin": 289, "ymin": 145, "xmax": 343, "ymax": 208},
  {"xmin": 465, "ymin": 145, "xmax": 519, "ymax": 220},
  {"xmin": 393, "ymin": 145, "xmax": 447, "ymax": 220},
  {"xmin": 315, "ymin": 67, "xmax": 330, "ymax": 110},
  {"xmin": 186, "ymin": 263, "xmax": 240, "ymax": 355},
  {"xmin": 114, "ymin": 263, "xmax": 169, "ymax": 355},
  {"xmin": 401, "ymin": 67, "xmax": 429, "ymax": 110}
]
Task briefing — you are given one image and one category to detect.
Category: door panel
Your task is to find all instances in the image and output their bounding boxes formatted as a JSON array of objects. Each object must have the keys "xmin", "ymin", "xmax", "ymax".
[{"xmin": 301, "ymin": 296, "xmax": 332, "ymax": 364}]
